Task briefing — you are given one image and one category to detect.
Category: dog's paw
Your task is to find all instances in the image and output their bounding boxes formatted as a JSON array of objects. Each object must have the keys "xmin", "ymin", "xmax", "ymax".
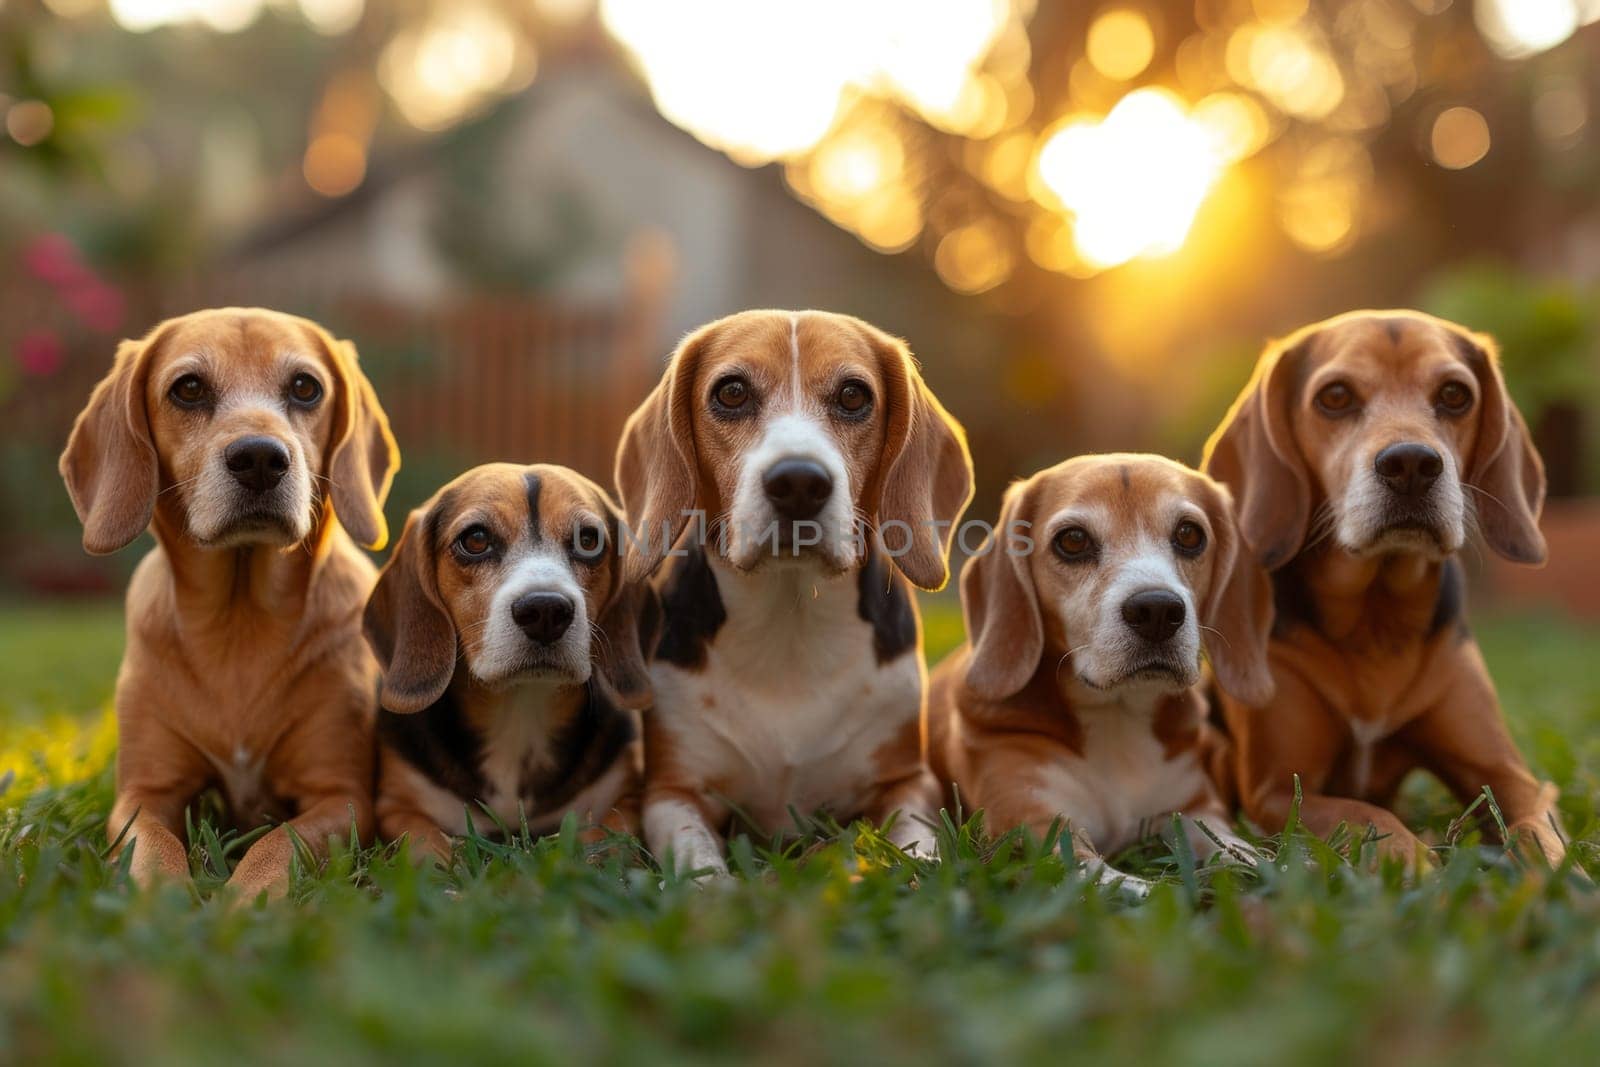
[{"xmin": 1085, "ymin": 860, "xmax": 1154, "ymax": 902}]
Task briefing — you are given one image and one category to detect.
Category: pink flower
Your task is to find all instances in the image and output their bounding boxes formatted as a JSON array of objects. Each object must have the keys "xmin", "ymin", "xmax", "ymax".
[
  {"xmin": 16, "ymin": 331, "xmax": 65, "ymax": 377},
  {"xmin": 22, "ymin": 233, "xmax": 87, "ymax": 288},
  {"xmin": 67, "ymin": 282, "xmax": 125, "ymax": 333}
]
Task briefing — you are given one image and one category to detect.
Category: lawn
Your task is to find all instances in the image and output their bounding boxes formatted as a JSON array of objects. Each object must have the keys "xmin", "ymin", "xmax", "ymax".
[{"xmin": 2, "ymin": 597, "xmax": 1599, "ymax": 1065}]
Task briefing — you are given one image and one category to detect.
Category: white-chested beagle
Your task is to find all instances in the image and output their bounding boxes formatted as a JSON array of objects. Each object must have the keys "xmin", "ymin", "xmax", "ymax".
[
  {"xmin": 928, "ymin": 455, "xmax": 1274, "ymax": 890},
  {"xmin": 362, "ymin": 463, "xmax": 652, "ymax": 864},
  {"xmin": 1203, "ymin": 310, "xmax": 1570, "ymax": 869},
  {"xmin": 616, "ymin": 309, "xmax": 974, "ymax": 876},
  {"xmin": 58, "ymin": 307, "xmax": 398, "ymax": 902}
]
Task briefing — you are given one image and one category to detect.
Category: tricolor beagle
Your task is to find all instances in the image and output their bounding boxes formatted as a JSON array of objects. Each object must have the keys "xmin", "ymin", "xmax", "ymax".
[
  {"xmin": 928, "ymin": 455, "xmax": 1273, "ymax": 889},
  {"xmin": 362, "ymin": 463, "xmax": 651, "ymax": 864},
  {"xmin": 616, "ymin": 309, "xmax": 974, "ymax": 876},
  {"xmin": 59, "ymin": 307, "xmax": 398, "ymax": 901},
  {"xmin": 1203, "ymin": 310, "xmax": 1568, "ymax": 869}
]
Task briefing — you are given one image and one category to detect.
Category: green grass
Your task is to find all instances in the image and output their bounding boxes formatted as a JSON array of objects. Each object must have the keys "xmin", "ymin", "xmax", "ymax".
[{"xmin": 3, "ymin": 597, "xmax": 1600, "ymax": 1065}]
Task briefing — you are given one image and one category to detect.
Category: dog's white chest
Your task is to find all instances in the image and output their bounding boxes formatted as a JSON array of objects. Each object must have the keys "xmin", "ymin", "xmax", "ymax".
[
  {"xmin": 1030, "ymin": 709, "xmax": 1206, "ymax": 855},
  {"xmin": 479, "ymin": 708, "xmax": 554, "ymax": 822},
  {"xmin": 210, "ymin": 744, "xmax": 274, "ymax": 821},
  {"xmin": 650, "ymin": 573, "xmax": 921, "ymax": 834}
]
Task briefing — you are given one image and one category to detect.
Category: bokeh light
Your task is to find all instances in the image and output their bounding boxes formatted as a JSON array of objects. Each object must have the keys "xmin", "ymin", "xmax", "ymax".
[
  {"xmin": 1228, "ymin": 22, "xmax": 1344, "ymax": 120},
  {"xmin": 378, "ymin": 4, "xmax": 533, "ymax": 131},
  {"xmin": 872, "ymin": 1, "xmax": 1012, "ymax": 133},
  {"xmin": 1533, "ymin": 79, "xmax": 1588, "ymax": 146},
  {"xmin": 1086, "ymin": 9, "xmax": 1155, "ymax": 82},
  {"xmin": 297, "ymin": 0, "xmax": 363, "ymax": 36},
  {"xmin": 934, "ymin": 219, "xmax": 1013, "ymax": 293},
  {"xmin": 1430, "ymin": 106, "xmax": 1491, "ymax": 170},
  {"xmin": 1192, "ymin": 91, "xmax": 1273, "ymax": 163},
  {"xmin": 1252, "ymin": 0, "xmax": 1309, "ymax": 24},
  {"xmin": 303, "ymin": 133, "xmax": 366, "ymax": 196},
  {"xmin": 601, "ymin": 0, "xmax": 1019, "ymax": 164},
  {"xmin": 1279, "ymin": 137, "xmax": 1371, "ymax": 254},
  {"xmin": 1034, "ymin": 88, "xmax": 1222, "ymax": 269},
  {"xmin": 109, "ymin": 0, "xmax": 264, "ymax": 33},
  {"xmin": 1476, "ymin": 0, "xmax": 1580, "ymax": 60},
  {"xmin": 5, "ymin": 100, "xmax": 54, "ymax": 146},
  {"xmin": 810, "ymin": 128, "xmax": 906, "ymax": 207}
]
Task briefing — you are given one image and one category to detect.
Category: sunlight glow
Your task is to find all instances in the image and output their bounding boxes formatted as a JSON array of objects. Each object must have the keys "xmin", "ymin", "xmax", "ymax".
[
  {"xmin": 1476, "ymin": 0, "xmax": 1579, "ymax": 59},
  {"xmin": 600, "ymin": 0, "xmax": 1016, "ymax": 164},
  {"xmin": 1033, "ymin": 89, "xmax": 1223, "ymax": 270},
  {"xmin": 810, "ymin": 128, "xmax": 906, "ymax": 206},
  {"xmin": 787, "ymin": 113, "xmax": 924, "ymax": 253},
  {"xmin": 108, "ymin": 0, "xmax": 263, "ymax": 32}
]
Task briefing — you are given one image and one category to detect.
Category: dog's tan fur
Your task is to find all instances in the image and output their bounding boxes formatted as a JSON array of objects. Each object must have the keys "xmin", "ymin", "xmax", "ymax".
[
  {"xmin": 1203, "ymin": 310, "xmax": 1567, "ymax": 868},
  {"xmin": 363, "ymin": 463, "xmax": 650, "ymax": 865},
  {"xmin": 929, "ymin": 455, "xmax": 1272, "ymax": 881},
  {"xmin": 60, "ymin": 307, "xmax": 398, "ymax": 901}
]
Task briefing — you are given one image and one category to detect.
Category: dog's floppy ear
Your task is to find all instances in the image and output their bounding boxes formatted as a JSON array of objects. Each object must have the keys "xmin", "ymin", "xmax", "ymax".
[
  {"xmin": 363, "ymin": 507, "xmax": 456, "ymax": 714},
  {"xmin": 1198, "ymin": 480, "xmax": 1275, "ymax": 707},
  {"xmin": 962, "ymin": 479, "xmax": 1043, "ymax": 702},
  {"xmin": 615, "ymin": 329, "xmax": 707, "ymax": 584},
  {"xmin": 1202, "ymin": 336, "xmax": 1312, "ymax": 571},
  {"xmin": 592, "ymin": 495, "xmax": 655, "ymax": 711},
  {"xmin": 322, "ymin": 332, "xmax": 400, "ymax": 551},
  {"xmin": 594, "ymin": 579, "xmax": 655, "ymax": 712},
  {"xmin": 59, "ymin": 330, "xmax": 164, "ymax": 555},
  {"xmin": 865, "ymin": 326, "xmax": 975, "ymax": 591},
  {"xmin": 1457, "ymin": 331, "xmax": 1547, "ymax": 566}
]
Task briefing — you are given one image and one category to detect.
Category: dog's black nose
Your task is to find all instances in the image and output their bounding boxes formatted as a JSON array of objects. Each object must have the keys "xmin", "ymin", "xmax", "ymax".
[
  {"xmin": 763, "ymin": 458, "xmax": 833, "ymax": 521},
  {"xmin": 512, "ymin": 592, "xmax": 575, "ymax": 645},
  {"xmin": 224, "ymin": 436, "xmax": 290, "ymax": 493},
  {"xmin": 1121, "ymin": 590, "xmax": 1187, "ymax": 644},
  {"xmin": 1374, "ymin": 442, "xmax": 1444, "ymax": 499}
]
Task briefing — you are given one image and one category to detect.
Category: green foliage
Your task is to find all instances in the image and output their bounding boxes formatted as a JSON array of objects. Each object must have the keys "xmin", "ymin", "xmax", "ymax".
[
  {"xmin": 1421, "ymin": 263, "xmax": 1600, "ymax": 416},
  {"xmin": 2, "ymin": 602, "xmax": 1599, "ymax": 1064},
  {"xmin": 0, "ymin": 600, "xmax": 124, "ymax": 726}
]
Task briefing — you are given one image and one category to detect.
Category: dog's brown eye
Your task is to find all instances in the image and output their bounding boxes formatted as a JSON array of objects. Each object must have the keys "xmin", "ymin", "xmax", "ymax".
[
  {"xmin": 289, "ymin": 373, "xmax": 323, "ymax": 406},
  {"xmin": 454, "ymin": 525, "xmax": 494, "ymax": 559},
  {"xmin": 169, "ymin": 375, "xmax": 209, "ymax": 408},
  {"xmin": 1315, "ymin": 382, "xmax": 1356, "ymax": 416},
  {"xmin": 573, "ymin": 524, "xmax": 605, "ymax": 562},
  {"xmin": 713, "ymin": 376, "xmax": 750, "ymax": 411},
  {"xmin": 1054, "ymin": 526, "xmax": 1096, "ymax": 561},
  {"xmin": 1437, "ymin": 381, "xmax": 1472, "ymax": 415},
  {"xmin": 835, "ymin": 379, "xmax": 871, "ymax": 416},
  {"xmin": 1172, "ymin": 520, "xmax": 1206, "ymax": 556}
]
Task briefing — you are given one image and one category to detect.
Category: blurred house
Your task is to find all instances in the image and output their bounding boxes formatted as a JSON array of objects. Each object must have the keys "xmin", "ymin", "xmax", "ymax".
[
  {"xmin": 0, "ymin": 60, "xmax": 1015, "ymax": 593},
  {"xmin": 232, "ymin": 60, "xmax": 999, "ymax": 371}
]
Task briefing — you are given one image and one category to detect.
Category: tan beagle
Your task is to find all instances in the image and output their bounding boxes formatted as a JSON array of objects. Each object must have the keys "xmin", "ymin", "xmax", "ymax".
[
  {"xmin": 362, "ymin": 463, "xmax": 651, "ymax": 864},
  {"xmin": 58, "ymin": 307, "xmax": 398, "ymax": 901},
  {"xmin": 928, "ymin": 455, "xmax": 1273, "ymax": 889},
  {"xmin": 1203, "ymin": 310, "xmax": 1568, "ymax": 868},
  {"xmin": 616, "ymin": 309, "xmax": 973, "ymax": 875}
]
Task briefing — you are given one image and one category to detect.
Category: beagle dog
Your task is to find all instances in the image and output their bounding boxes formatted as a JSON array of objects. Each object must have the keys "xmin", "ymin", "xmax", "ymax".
[
  {"xmin": 58, "ymin": 307, "xmax": 398, "ymax": 901},
  {"xmin": 928, "ymin": 455, "xmax": 1273, "ymax": 888},
  {"xmin": 616, "ymin": 309, "xmax": 973, "ymax": 876},
  {"xmin": 1203, "ymin": 310, "xmax": 1568, "ymax": 868},
  {"xmin": 362, "ymin": 463, "xmax": 651, "ymax": 864}
]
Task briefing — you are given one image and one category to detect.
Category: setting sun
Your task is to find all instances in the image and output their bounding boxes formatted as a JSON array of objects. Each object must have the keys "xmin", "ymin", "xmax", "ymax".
[{"xmin": 1033, "ymin": 88, "xmax": 1223, "ymax": 270}]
